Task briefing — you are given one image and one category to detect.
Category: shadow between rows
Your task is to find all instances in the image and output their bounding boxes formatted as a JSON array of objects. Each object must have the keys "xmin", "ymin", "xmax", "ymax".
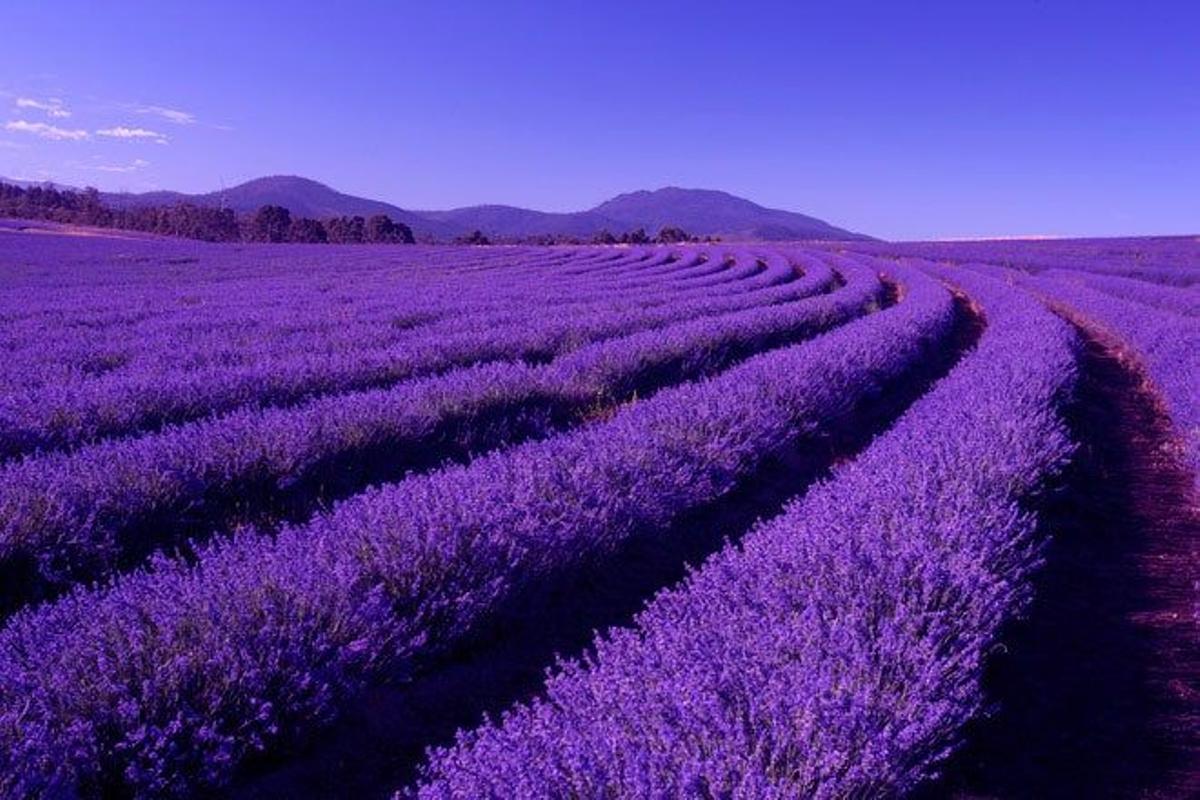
[{"xmin": 228, "ymin": 289, "xmax": 984, "ymax": 799}]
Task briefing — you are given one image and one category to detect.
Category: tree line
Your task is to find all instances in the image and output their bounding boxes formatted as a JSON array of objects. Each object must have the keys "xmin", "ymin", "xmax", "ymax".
[
  {"xmin": 460, "ymin": 226, "xmax": 711, "ymax": 246},
  {"xmin": 0, "ymin": 182, "xmax": 415, "ymax": 244}
]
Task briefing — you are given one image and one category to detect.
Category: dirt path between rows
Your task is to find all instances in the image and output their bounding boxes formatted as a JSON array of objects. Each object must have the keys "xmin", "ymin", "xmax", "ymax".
[{"xmin": 927, "ymin": 314, "xmax": 1200, "ymax": 799}]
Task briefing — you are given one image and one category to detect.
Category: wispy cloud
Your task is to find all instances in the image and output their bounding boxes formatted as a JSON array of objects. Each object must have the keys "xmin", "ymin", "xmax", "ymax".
[
  {"xmin": 4, "ymin": 119, "xmax": 89, "ymax": 141},
  {"xmin": 15, "ymin": 97, "xmax": 71, "ymax": 118},
  {"xmin": 132, "ymin": 103, "xmax": 231, "ymax": 131},
  {"xmin": 134, "ymin": 105, "xmax": 195, "ymax": 125},
  {"xmin": 93, "ymin": 158, "xmax": 150, "ymax": 173},
  {"xmin": 0, "ymin": 139, "xmax": 27, "ymax": 149},
  {"xmin": 96, "ymin": 126, "xmax": 168, "ymax": 144}
]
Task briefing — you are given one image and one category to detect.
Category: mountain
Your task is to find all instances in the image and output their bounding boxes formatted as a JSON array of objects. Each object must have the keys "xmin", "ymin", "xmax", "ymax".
[
  {"xmin": 102, "ymin": 176, "xmax": 457, "ymax": 239},
  {"xmin": 593, "ymin": 187, "xmax": 867, "ymax": 241},
  {"xmin": 418, "ymin": 188, "xmax": 867, "ymax": 241},
  {"xmin": 83, "ymin": 175, "xmax": 868, "ymax": 241}
]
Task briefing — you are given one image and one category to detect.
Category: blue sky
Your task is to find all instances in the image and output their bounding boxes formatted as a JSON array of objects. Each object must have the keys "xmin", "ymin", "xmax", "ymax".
[{"xmin": 1, "ymin": 1, "xmax": 1196, "ymax": 239}]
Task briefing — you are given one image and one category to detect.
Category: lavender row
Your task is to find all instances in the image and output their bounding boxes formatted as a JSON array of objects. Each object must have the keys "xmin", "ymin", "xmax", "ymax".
[
  {"xmin": 0, "ymin": 263, "xmax": 956, "ymax": 797},
  {"xmin": 1038, "ymin": 268, "xmax": 1200, "ymax": 318},
  {"xmin": 410, "ymin": 266, "xmax": 1079, "ymax": 799},
  {"xmin": 0, "ymin": 260, "xmax": 879, "ymax": 608}
]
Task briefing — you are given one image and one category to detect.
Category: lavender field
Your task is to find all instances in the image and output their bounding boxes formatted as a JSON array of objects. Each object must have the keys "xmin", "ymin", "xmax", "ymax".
[{"xmin": 0, "ymin": 231, "xmax": 1196, "ymax": 799}]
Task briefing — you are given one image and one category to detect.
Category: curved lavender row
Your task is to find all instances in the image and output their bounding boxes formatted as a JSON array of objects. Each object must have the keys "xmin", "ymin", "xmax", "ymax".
[
  {"xmin": 404, "ymin": 249, "xmax": 805, "ymax": 336},
  {"xmin": 410, "ymin": 267, "xmax": 1079, "ymax": 800},
  {"xmin": 0, "ymin": 252, "xmax": 826, "ymax": 459},
  {"xmin": 1039, "ymin": 268, "xmax": 1200, "ymax": 318},
  {"xmin": 0, "ymin": 264, "xmax": 955, "ymax": 797},
  {"xmin": 1013, "ymin": 269, "xmax": 1200, "ymax": 483},
  {"xmin": 549, "ymin": 257, "xmax": 863, "ymax": 402},
  {"xmin": 0, "ymin": 261, "xmax": 880, "ymax": 608}
]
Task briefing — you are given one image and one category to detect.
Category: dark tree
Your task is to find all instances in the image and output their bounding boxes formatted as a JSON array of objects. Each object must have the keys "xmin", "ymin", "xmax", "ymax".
[
  {"xmin": 288, "ymin": 217, "xmax": 328, "ymax": 243},
  {"xmin": 620, "ymin": 227, "xmax": 650, "ymax": 245},
  {"xmin": 325, "ymin": 215, "xmax": 366, "ymax": 244},
  {"xmin": 592, "ymin": 229, "xmax": 618, "ymax": 245},
  {"xmin": 655, "ymin": 226, "xmax": 692, "ymax": 244},
  {"xmin": 458, "ymin": 229, "xmax": 490, "ymax": 246},
  {"xmin": 365, "ymin": 214, "xmax": 415, "ymax": 244},
  {"xmin": 159, "ymin": 203, "xmax": 240, "ymax": 242},
  {"xmin": 249, "ymin": 205, "xmax": 292, "ymax": 243},
  {"xmin": 79, "ymin": 187, "xmax": 112, "ymax": 227}
]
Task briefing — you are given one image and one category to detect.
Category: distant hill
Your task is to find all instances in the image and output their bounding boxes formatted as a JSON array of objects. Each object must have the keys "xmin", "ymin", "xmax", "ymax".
[
  {"xmin": 0, "ymin": 176, "xmax": 80, "ymax": 192},
  {"xmin": 593, "ymin": 187, "xmax": 867, "ymax": 241},
  {"xmin": 69, "ymin": 175, "xmax": 869, "ymax": 242}
]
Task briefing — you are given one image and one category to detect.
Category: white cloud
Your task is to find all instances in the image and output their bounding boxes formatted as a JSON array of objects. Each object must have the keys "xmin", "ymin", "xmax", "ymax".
[
  {"xmin": 4, "ymin": 119, "xmax": 89, "ymax": 141},
  {"xmin": 96, "ymin": 126, "xmax": 168, "ymax": 144},
  {"xmin": 15, "ymin": 97, "xmax": 71, "ymax": 118},
  {"xmin": 134, "ymin": 105, "xmax": 195, "ymax": 125},
  {"xmin": 93, "ymin": 158, "xmax": 150, "ymax": 173}
]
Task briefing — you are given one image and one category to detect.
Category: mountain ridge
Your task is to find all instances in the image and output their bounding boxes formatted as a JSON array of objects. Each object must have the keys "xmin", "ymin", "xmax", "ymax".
[{"xmin": 30, "ymin": 174, "xmax": 869, "ymax": 241}]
